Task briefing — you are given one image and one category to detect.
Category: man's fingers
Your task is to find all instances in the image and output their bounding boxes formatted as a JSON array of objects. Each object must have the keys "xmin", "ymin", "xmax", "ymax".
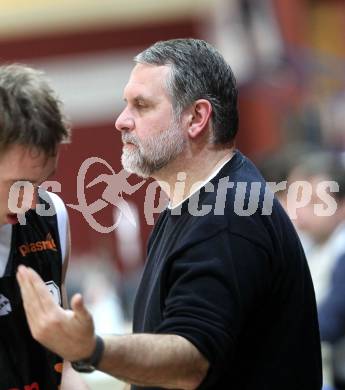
[
  {"xmin": 16, "ymin": 265, "xmax": 56, "ymax": 314},
  {"xmin": 17, "ymin": 267, "xmax": 95, "ymax": 361},
  {"xmin": 16, "ymin": 265, "xmax": 48, "ymax": 335},
  {"xmin": 70, "ymin": 293, "xmax": 91, "ymax": 321},
  {"xmin": 26, "ymin": 267, "xmax": 56, "ymax": 308},
  {"xmin": 16, "ymin": 265, "xmax": 45, "ymax": 312}
]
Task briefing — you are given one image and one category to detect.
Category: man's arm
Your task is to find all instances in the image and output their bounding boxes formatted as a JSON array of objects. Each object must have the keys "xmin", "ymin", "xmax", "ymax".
[
  {"xmin": 16, "ymin": 266, "xmax": 209, "ymax": 390},
  {"xmin": 99, "ymin": 333, "xmax": 208, "ymax": 389}
]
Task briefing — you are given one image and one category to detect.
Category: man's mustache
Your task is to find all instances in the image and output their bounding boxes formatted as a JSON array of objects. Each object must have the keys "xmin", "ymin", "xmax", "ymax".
[{"xmin": 122, "ymin": 133, "xmax": 140, "ymax": 147}]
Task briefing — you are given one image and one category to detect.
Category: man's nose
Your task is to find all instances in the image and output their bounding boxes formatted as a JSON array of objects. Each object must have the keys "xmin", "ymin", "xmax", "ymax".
[{"xmin": 115, "ymin": 108, "xmax": 135, "ymax": 132}]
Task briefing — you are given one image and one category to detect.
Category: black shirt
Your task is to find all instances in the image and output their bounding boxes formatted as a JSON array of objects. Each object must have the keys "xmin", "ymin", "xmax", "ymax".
[
  {"xmin": 132, "ymin": 151, "xmax": 322, "ymax": 390},
  {"xmin": 0, "ymin": 202, "xmax": 63, "ymax": 389}
]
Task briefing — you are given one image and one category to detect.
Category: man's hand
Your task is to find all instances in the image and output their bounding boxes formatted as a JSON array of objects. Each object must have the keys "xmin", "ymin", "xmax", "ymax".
[
  {"xmin": 17, "ymin": 265, "xmax": 209, "ymax": 389},
  {"xmin": 16, "ymin": 265, "xmax": 96, "ymax": 361}
]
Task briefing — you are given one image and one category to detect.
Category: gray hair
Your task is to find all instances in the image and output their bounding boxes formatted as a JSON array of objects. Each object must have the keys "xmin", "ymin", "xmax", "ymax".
[
  {"xmin": 0, "ymin": 64, "xmax": 69, "ymax": 156},
  {"xmin": 134, "ymin": 38, "xmax": 239, "ymax": 144}
]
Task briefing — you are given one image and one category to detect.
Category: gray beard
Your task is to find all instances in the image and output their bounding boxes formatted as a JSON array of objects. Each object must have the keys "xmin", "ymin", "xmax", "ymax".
[{"xmin": 121, "ymin": 121, "xmax": 185, "ymax": 178}]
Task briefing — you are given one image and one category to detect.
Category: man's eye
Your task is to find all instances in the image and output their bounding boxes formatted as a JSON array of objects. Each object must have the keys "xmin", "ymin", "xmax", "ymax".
[{"xmin": 135, "ymin": 99, "xmax": 150, "ymax": 108}]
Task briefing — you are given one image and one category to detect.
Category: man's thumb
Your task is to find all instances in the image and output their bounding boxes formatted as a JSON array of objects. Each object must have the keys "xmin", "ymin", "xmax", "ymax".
[{"xmin": 70, "ymin": 293, "xmax": 90, "ymax": 319}]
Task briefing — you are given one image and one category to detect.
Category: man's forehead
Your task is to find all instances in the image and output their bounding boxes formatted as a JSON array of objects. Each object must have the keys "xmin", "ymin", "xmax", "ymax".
[
  {"xmin": 0, "ymin": 144, "xmax": 57, "ymax": 172},
  {"xmin": 131, "ymin": 62, "xmax": 170, "ymax": 77},
  {"xmin": 123, "ymin": 64, "xmax": 170, "ymax": 97}
]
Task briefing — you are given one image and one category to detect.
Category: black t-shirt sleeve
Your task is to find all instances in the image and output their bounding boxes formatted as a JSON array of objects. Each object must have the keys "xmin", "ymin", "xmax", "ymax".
[{"xmin": 155, "ymin": 229, "xmax": 271, "ymax": 386}]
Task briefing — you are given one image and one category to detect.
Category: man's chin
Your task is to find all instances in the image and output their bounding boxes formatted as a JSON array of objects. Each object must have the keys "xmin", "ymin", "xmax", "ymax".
[
  {"xmin": 122, "ymin": 165, "xmax": 150, "ymax": 179},
  {"xmin": 122, "ymin": 155, "xmax": 150, "ymax": 179}
]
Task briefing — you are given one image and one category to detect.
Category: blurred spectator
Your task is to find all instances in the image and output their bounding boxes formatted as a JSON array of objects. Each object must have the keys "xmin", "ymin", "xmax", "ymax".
[
  {"xmin": 257, "ymin": 142, "xmax": 320, "ymax": 213},
  {"xmin": 288, "ymin": 151, "xmax": 345, "ymax": 389}
]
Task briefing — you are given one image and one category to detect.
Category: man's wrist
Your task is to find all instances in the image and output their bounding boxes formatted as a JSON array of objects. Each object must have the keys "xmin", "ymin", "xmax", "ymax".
[{"xmin": 71, "ymin": 335, "xmax": 105, "ymax": 373}]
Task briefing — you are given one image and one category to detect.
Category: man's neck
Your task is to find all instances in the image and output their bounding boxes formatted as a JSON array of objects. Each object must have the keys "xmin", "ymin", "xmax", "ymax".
[{"xmin": 154, "ymin": 146, "xmax": 234, "ymax": 208}]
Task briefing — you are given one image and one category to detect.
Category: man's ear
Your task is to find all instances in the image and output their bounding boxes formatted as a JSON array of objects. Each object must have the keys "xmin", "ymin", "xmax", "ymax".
[{"xmin": 187, "ymin": 99, "xmax": 212, "ymax": 139}]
